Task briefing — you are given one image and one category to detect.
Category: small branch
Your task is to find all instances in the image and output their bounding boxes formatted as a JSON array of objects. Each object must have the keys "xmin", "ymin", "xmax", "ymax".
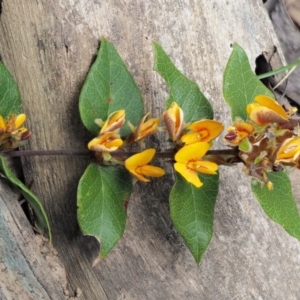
[
  {"xmin": 1, "ymin": 148, "xmax": 240, "ymax": 159},
  {"xmin": 207, "ymin": 149, "xmax": 239, "ymax": 156},
  {"xmin": 1, "ymin": 149, "xmax": 91, "ymax": 157}
]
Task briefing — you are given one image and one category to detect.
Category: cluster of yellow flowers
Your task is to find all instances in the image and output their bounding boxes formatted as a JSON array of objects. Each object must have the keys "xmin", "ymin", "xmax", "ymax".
[
  {"xmin": 87, "ymin": 95, "xmax": 300, "ymax": 189},
  {"xmin": 88, "ymin": 103, "xmax": 224, "ymax": 188},
  {"xmin": 0, "ymin": 113, "xmax": 31, "ymax": 151},
  {"xmin": 224, "ymin": 95, "xmax": 299, "ymax": 189},
  {"xmin": 88, "ymin": 109, "xmax": 164, "ymax": 181},
  {"xmin": 1, "ymin": 95, "xmax": 297, "ymax": 191},
  {"xmin": 163, "ymin": 102, "xmax": 223, "ymax": 187}
]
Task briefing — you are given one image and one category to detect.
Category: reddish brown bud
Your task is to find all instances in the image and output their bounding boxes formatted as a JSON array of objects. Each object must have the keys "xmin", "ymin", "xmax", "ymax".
[
  {"xmin": 224, "ymin": 132, "xmax": 237, "ymax": 141},
  {"xmin": 21, "ymin": 131, "xmax": 32, "ymax": 140}
]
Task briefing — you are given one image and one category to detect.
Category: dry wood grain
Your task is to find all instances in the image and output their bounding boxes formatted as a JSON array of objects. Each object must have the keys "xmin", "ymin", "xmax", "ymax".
[
  {"xmin": 0, "ymin": 0, "xmax": 300, "ymax": 299},
  {"xmin": 0, "ymin": 177, "xmax": 66, "ymax": 299}
]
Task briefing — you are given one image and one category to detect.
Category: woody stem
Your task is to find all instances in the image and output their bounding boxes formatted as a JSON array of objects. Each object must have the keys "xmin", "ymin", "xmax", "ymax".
[{"xmin": 1, "ymin": 148, "xmax": 240, "ymax": 159}]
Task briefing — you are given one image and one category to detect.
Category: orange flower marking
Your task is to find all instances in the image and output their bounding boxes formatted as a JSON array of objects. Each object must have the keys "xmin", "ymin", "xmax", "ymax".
[
  {"xmin": 174, "ymin": 142, "xmax": 218, "ymax": 188},
  {"xmin": 247, "ymin": 95, "xmax": 289, "ymax": 125},
  {"xmin": 181, "ymin": 119, "xmax": 223, "ymax": 145},
  {"xmin": 125, "ymin": 148, "xmax": 165, "ymax": 182}
]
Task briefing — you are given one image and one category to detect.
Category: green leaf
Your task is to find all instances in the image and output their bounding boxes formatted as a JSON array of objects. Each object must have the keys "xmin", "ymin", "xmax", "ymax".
[
  {"xmin": 223, "ymin": 43, "xmax": 274, "ymax": 121},
  {"xmin": 0, "ymin": 155, "xmax": 51, "ymax": 240},
  {"xmin": 79, "ymin": 38, "xmax": 144, "ymax": 136},
  {"xmin": 153, "ymin": 42, "xmax": 213, "ymax": 122},
  {"xmin": 252, "ymin": 171, "xmax": 300, "ymax": 240},
  {"xmin": 0, "ymin": 61, "xmax": 22, "ymax": 117},
  {"xmin": 170, "ymin": 172, "xmax": 219, "ymax": 263},
  {"xmin": 77, "ymin": 163, "xmax": 132, "ymax": 259}
]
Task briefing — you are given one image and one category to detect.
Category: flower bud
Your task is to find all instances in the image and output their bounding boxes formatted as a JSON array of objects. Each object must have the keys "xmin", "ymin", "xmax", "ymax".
[
  {"xmin": 163, "ymin": 102, "xmax": 184, "ymax": 141},
  {"xmin": 99, "ymin": 110, "xmax": 126, "ymax": 134}
]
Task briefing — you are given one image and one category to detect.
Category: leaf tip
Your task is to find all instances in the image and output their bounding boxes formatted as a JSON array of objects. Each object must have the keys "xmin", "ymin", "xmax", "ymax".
[{"xmin": 100, "ymin": 36, "xmax": 109, "ymax": 44}]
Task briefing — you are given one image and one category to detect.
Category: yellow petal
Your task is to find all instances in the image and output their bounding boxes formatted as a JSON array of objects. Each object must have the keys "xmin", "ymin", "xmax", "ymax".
[
  {"xmin": 100, "ymin": 110, "xmax": 125, "ymax": 134},
  {"xmin": 15, "ymin": 114, "xmax": 26, "ymax": 129},
  {"xmin": 0, "ymin": 115, "xmax": 6, "ymax": 132},
  {"xmin": 254, "ymin": 95, "xmax": 288, "ymax": 120},
  {"xmin": 189, "ymin": 160, "xmax": 218, "ymax": 175},
  {"xmin": 132, "ymin": 172, "xmax": 150, "ymax": 182},
  {"xmin": 125, "ymin": 148, "xmax": 156, "ymax": 171},
  {"xmin": 183, "ymin": 120, "xmax": 223, "ymax": 143},
  {"xmin": 6, "ymin": 114, "xmax": 26, "ymax": 133},
  {"xmin": 247, "ymin": 104, "xmax": 288, "ymax": 125},
  {"xmin": 125, "ymin": 149, "xmax": 163, "ymax": 182},
  {"xmin": 276, "ymin": 137, "xmax": 300, "ymax": 161},
  {"xmin": 181, "ymin": 132, "xmax": 202, "ymax": 145},
  {"xmin": 88, "ymin": 132, "xmax": 123, "ymax": 152},
  {"xmin": 247, "ymin": 95, "xmax": 289, "ymax": 125},
  {"xmin": 138, "ymin": 165, "xmax": 165, "ymax": 177},
  {"xmin": 88, "ymin": 137, "xmax": 101, "ymax": 149},
  {"xmin": 174, "ymin": 162, "xmax": 203, "ymax": 188},
  {"xmin": 175, "ymin": 142, "xmax": 210, "ymax": 163},
  {"xmin": 105, "ymin": 138, "xmax": 123, "ymax": 149}
]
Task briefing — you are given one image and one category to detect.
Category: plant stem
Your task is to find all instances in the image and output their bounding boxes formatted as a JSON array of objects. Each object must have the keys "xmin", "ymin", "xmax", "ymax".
[
  {"xmin": 1, "ymin": 148, "xmax": 239, "ymax": 159},
  {"xmin": 1, "ymin": 149, "xmax": 91, "ymax": 157}
]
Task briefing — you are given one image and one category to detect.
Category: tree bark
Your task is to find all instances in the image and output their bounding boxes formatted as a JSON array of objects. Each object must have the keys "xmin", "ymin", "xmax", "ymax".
[{"xmin": 0, "ymin": 0, "xmax": 300, "ymax": 299}]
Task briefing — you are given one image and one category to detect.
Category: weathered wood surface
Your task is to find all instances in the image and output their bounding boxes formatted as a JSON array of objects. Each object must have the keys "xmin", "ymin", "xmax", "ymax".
[
  {"xmin": 0, "ymin": 0, "xmax": 300, "ymax": 299},
  {"xmin": 0, "ymin": 178, "xmax": 66, "ymax": 299}
]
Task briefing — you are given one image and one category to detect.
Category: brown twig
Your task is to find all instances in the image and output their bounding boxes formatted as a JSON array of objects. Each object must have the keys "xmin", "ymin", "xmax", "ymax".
[{"xmin": 1, "ymin": 148, "xmax": 240, "ymax": 159}]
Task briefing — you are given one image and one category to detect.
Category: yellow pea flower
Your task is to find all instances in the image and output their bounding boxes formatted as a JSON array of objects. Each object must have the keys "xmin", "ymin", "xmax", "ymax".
[
  {"xmin": 181, "ymin": 120, "xmax": 223, "ymax": 145},
  {"xmin": 125, "ymin": 148, "xmax": 165, "ymax": 182},
  {"xmin": 276, "ymin": 137, "xmax": 300, "ymax": 164},
  {"xmin": 174, "ymin": 142, "xmax": 218, "ymax": 188},
  {"xmin": 0, "ymin": 113, "xmax": 31, "ymax": 150},
  {"xmin": 3, "ymin": 114, "xmax": 27, "ymax": 133},
  {"xmin": 133, "ymin": 112, "xmax": 160, "ymax": 142},
  {"xmin": 88, "ymin": 132, "xmax": 123, "ymax": 152},
  {"xmin": 163, "ymin": 102, "xmax": 184, "ymax": 141},
  {"xmin": 224, "ymin": 120, "xmax": 254, "ymax": 145},
  {"xmin": 98, "ymin": 110, "xmax": 126, "ymax": 134},
  {"xmin": 247, "ymin": 95, "xmax": 288, "ymax": 125}
]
